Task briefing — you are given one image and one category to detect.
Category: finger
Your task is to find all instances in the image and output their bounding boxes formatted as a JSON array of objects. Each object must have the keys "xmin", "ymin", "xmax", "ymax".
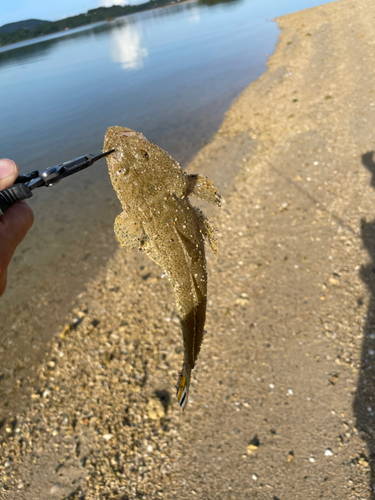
[
  {"xmin": 0, "ymin": 202, "xmax": 33, "ymax": 298},
  {"xmin": 0, "ymin": 202, "xmax": 34, "ymax": 298},
  {"xmin": 0, "ymin": 156, "xmax": 34, "ymax": 256},
  {"xmin": 0, "ymin": 159, "xmax": 19, "ymax": 191},
  {"xmin": 0, "ymin": 201, "xmax": 34, "ymax": 254},
  {"xmin": 0, "ymin": 267, "xmax": 7, "ymax": 297},
  {"xmin": 0, "ymin": 159, "xmax": 34, "ymax": 298}
]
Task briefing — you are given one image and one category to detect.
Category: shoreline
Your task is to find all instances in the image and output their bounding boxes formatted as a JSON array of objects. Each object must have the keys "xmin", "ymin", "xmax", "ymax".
[{"xmin": 2, "ymin": 0, "xmax": 375, "ymax": 497}]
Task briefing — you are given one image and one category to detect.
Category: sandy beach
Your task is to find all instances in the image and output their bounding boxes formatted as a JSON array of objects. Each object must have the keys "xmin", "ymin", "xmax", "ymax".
[{"xmin": 2, "ymin": 0, "xmax": 375, "ymax": 497}]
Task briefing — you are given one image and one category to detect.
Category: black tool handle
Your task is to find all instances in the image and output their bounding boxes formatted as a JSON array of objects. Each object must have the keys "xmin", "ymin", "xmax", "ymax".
[{"xmin": 0, "ymin": 184, "xmax": 33, "ymax": 216}]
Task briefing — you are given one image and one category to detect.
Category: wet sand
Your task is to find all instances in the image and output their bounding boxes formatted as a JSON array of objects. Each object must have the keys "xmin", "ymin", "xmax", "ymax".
[{"xmin": 2, "ymin": 0, "xmax": 375, "ymax": 497}]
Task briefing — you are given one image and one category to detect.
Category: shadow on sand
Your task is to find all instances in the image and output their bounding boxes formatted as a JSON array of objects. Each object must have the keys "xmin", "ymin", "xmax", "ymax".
[{"xmin": 355, "ymin": 151, "xmax": 375, "ymax": 497}]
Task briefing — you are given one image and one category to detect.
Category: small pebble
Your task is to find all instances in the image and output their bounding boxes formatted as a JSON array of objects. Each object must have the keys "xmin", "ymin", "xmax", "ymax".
[
  {"xmin": 329, "ymin": 277, "xmax": 340, "ymax": 286},
  {"xmin": 50, "ymin": 483, "xmax": 61, "ymax": 494},
  {"xmin": 309, "ymin": 457, "xmax": 315, "ymax": 463},
  {"xmin": 358, "ymin": 457, "xmax": 369, "ymax": 467},
  {"xmin": 287, "ymin": 389, "xmax": 293, "ymax": 395},
  {"xmin": 252, "ymin": 474, "xmax": 258, "ymax": 481},
  {"xmin": 246, "ymin": 444, "xmax": 259, "ymax": 455},
  {"xmin": 42, "ymin": 389, "xmax": 50, "ymax": 398},
  {"xmin": 325, "ymin": 448, "xmax": 333, "ymax": 456},
  {"xmin": 147, "ymin": 396, "xmax": 165, "ymax": 420}
]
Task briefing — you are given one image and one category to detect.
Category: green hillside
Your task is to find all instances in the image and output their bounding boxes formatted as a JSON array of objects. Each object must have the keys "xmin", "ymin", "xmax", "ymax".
[
  {"xmin": 0, "ymin": 19, "xmax": 49, "ymax": 35},
  {"xmin": 0, "ymin": 0, "xmax": 177, "ymax": 48}
]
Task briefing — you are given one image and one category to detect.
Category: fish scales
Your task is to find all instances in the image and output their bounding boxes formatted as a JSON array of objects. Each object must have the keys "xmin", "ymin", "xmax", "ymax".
[{"xmin": 104, "ymin": 126, "xmax": 220, "ymax": 410}]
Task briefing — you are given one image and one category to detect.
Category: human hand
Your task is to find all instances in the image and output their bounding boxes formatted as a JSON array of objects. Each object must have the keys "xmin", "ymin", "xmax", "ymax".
[{"xmin": 0, "ymin": 159, "xmax": 34, "ymax": 297}]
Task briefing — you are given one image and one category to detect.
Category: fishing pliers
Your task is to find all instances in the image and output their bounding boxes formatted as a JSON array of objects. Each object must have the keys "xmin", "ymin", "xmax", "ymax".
[{"xmin": 0, "ymin": 149, "xmax": 115, "ymax": 216}]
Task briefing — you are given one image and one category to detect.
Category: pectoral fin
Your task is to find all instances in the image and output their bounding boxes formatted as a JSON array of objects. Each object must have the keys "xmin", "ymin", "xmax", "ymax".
[
  {"xmin": 114, "ymin": 212, "xmax": 140, "ymax": 251},
  {"xmin": 187, "ymin": 174, "xmax": 221, "ymax": 207}
]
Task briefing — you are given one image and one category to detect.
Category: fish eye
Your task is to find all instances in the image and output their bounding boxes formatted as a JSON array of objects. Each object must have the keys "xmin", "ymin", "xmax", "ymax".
[{"xmin": 140, "ymin": 150, "xmax": 149, "ymax": 160}]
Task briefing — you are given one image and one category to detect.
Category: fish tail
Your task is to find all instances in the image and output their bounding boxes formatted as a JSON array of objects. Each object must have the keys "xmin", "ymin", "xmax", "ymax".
[{"xmin": 176, "ymin": 364, "xmax": 191, "ymax": 411}]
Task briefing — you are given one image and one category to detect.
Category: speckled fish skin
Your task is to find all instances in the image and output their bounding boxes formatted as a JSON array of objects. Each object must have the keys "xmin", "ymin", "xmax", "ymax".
[{"xmin": 104, "ymin": 126, "xmax": 220, "ymax": 410}]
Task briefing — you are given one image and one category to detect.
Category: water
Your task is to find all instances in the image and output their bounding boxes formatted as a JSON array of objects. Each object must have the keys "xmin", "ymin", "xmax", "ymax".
[{"xmin": 0, "ymin": 0, "xmax": 334, "ymax": 392}]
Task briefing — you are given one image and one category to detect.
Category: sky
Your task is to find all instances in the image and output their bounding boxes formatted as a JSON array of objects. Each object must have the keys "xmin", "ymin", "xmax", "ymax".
[{"xmin": 0, "ymin": 0, "xmax": 145, "ymax": 27}]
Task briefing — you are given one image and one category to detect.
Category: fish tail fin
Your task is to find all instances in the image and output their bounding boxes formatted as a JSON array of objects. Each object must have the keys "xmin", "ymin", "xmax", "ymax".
[{"xmin": 176, "ymin": 364, "xmax": 191, "ymax": 411}]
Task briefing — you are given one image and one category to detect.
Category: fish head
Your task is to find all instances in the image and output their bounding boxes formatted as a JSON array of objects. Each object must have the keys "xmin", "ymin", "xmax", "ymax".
[
  {"xmin": 104, "ymin": 126, "xmax": 178, "ymax": 204},
  {"xmin": 104, "ymin": 126, "xmax": 156, "ymax": 181}
]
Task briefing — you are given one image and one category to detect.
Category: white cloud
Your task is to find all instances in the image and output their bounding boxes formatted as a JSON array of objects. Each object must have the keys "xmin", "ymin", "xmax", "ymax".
[
  {"xmin": 110, "ymin": 23, "xmax": 148, "ymax": 70},
  {"xmin": 98, "ymin": 0, "xmax": 129, "ymax": 7}
]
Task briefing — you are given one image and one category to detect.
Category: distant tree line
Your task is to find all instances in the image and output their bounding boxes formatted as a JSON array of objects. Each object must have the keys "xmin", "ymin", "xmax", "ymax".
[{"xmin": 0, "ymin": 0, "xmax": 176, "ymax": 48}]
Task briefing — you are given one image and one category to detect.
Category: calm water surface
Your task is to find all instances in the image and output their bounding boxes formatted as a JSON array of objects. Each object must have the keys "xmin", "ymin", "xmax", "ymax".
[{"xmin": 0, "ymin": 0, "xmax": 333, "ymax": 353}]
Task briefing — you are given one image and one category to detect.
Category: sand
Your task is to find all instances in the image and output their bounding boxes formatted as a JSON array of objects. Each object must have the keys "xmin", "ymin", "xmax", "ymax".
[{"xmin": 1, "ymin": 0, "xmax": 375, "ymax": 498}]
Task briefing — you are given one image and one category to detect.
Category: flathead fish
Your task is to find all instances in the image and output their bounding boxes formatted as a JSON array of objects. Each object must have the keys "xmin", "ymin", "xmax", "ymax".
[{"xmin": 104, "ymin": 126, "xmax": 220, "ymax": 410}]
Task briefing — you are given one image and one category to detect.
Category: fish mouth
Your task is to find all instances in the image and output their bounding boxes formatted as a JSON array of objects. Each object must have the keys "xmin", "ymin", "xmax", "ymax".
[
  {"xmin": 104, "ymin": 126, "xmax": 148, "ymax": 154},
  {"xmin": 105, "ymin": 126, "xmax": 147, "ymax": 143},
  {"xmin": 119, "ymin": 129, "xmax": 148, "ymax": 141}
]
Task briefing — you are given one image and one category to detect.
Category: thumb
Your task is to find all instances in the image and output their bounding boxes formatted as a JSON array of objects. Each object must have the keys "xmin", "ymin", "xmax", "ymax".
[
  {"xmin": 0, "ymin": 158, "xmax": 34, "ymax": 297},
  {"xmin": 0, "ymin": 159, "xmax": 19, "ymax": 190}
]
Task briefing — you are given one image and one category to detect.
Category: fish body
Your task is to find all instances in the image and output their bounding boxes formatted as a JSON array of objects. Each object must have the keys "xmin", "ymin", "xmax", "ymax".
[{"xmin": 104, "ymin": 126, "xmax": 220, "ymax": 410}]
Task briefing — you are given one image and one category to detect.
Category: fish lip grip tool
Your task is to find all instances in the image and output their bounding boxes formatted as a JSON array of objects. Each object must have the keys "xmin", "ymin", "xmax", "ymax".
[{"xmin": 0, "ymin": 149, "xmax": 115, "ymax": 216}]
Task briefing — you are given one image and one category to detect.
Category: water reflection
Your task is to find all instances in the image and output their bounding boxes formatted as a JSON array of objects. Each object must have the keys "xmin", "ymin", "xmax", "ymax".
[
  {"xmin": 0, "ymin": 23, "xmax": 106, "ymax": 69},
  {"xmin": 187, "ymin": 6, "xmax": 201, "ymax": 23},
  {"xmin": 110, "ymin": 21, "xmax": 148, "ymax": 70},
  {"xmin": 0, "ymin": 38, "xmax": 55, "ymax": 69},
  {"xmin": 198, "ymin": 0, "xmax": 243, "ymax": 6}
]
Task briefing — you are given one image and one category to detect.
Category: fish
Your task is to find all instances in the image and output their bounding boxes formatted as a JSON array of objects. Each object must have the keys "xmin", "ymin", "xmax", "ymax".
[{"xmin": 104, "ymin": 126, "xmax": 221, "ymax": 410}]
